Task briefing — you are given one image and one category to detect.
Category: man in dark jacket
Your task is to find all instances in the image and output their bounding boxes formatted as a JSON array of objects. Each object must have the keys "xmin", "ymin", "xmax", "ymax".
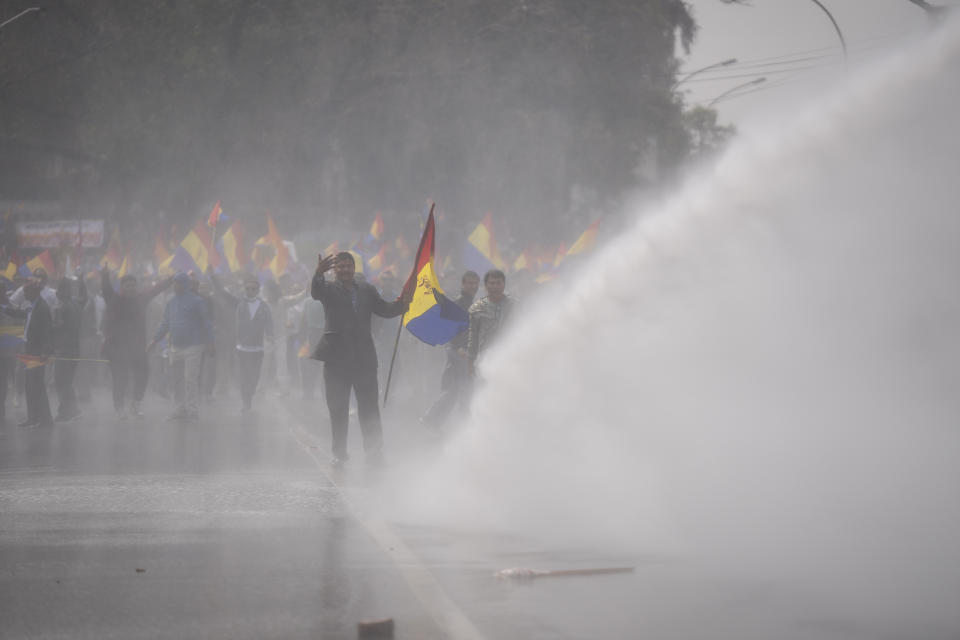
[
  {"xmin": 311, "ymin": 252, "xmax": 410, "ymax": 467},
  {"xmin": 1, "ymin": 279, "xmax": 53, "ymax": 427},
  {"xmin": 101, "ymin": 266, "xmax": 173, "ymax": 418},
  {"xmin": 52, "ymin": 276, "xmax": 88, "ymax": 421},
  {"xmin": 420, "ymin": 270, "xmax": 479, "ymax": 430},
  {"xmin": 210, "ymin": 271, "xmax": 273, "ymax": 413}
]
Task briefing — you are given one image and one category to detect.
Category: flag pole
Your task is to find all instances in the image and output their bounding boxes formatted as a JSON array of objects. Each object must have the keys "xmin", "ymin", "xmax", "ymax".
[
  {"xmin": 382, "ymin": 202, "xmax": 435, "ymax": 407},
  {"xmin": 382, "ymin": 311, "xmax": 405, "ymax": 408}
]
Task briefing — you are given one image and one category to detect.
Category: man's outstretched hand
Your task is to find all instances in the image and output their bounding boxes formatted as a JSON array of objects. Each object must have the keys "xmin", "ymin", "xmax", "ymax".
[{"xmin": 317, "ymin": 254, "xmax": 337, "ymax": 274}]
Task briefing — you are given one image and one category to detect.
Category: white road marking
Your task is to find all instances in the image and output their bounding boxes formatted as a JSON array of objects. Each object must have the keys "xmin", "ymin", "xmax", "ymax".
[{"xmin": 286, "ymin": 414, "xmax": 486, "ymax": 640}]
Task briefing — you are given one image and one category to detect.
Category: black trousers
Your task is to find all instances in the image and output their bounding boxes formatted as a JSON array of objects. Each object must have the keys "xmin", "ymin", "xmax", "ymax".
[
  {"xmin": 236, "ymin": 349, "xmax": 263, "ymax": 409},
  {"xmin": 25, "ymin": 363, "xmax": 53, "ymax": 426},
  {"xmin": 54, "ymin": 357, "xmax": 78, "ymax": 418},
  {"xmin": 323, "ymin": 362, "xmax": 382, "ymax": 459},
  {"xmin": 109, "ymin": 351, "xmax": 149, "ymax": 410}
]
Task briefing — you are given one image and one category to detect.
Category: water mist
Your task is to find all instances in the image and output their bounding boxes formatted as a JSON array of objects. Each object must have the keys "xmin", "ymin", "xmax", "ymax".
[{"xmin": 392, "ymin": 18, "xmax": 960, "ymax": 638}]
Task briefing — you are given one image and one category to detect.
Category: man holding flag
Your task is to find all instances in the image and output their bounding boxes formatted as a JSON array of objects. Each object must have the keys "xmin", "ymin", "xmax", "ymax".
[{"xmin": 310, "ymin": 251, "xmax": 411, "ymax": 468}]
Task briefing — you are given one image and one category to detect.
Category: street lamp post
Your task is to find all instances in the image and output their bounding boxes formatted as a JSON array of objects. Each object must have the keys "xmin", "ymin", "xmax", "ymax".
[
  {"xmin": 707, "ymin": 77, "xmax": 767, "ymax": 108},
  {"xmin": 674, "ymin": 58, "xmax": 738, "ymax": 89},
  {"xmin": 0, "ymin": 7, "xmax": 41, "ymax": 30},
  {"xmin": 807, "ymin": 0, "xmax": 847, "ymax": 60}
]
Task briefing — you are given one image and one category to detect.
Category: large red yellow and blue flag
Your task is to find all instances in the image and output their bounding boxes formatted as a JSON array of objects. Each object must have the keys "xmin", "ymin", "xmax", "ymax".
[
  {"xmin": 463, "ymin": 213, "xmax": 507, "ymax": 276},
  {"xmin": 402, "ymin": 207, "xmax": 468, "ymax": 346}
]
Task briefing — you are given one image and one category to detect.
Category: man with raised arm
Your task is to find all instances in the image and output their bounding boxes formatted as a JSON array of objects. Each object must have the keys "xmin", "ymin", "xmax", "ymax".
[
  {"xmin": 101, "ymin": 266, "xmax": 173, "ymax": 418},
  {"xmin": 311, "ymin": 251, "xmax": 411, "ymax": 468},
  {"xmin": 209, "ymin": 270, "xmax": 274, "ymax": 414}
]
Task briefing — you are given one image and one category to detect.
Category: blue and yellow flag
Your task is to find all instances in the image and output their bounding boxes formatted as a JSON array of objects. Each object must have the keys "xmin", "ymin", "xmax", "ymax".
[{"xmin": 402, "ymin": 206, "xmax": 468, "ymax": 346}]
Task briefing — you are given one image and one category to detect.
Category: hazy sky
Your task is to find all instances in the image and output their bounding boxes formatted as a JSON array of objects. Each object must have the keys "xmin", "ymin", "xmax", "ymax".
[{"xmin": 679, "ymin": 0, "xmax": 957, "ymax": 125}]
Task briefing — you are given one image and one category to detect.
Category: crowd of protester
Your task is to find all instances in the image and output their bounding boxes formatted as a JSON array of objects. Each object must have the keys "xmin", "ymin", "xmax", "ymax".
[{"xmin": 0, "ymin": 243, "xmax": 518, "ymax": 468}]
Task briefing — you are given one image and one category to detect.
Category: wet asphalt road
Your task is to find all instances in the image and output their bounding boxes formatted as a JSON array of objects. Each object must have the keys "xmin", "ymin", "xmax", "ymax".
[
  {"xmin": 0, "ymin": 393, "xmax": 449, "ymax": 639},
  {"xmin": 0, "ymin": 389, "xmax": 897, "ymax": 640}
]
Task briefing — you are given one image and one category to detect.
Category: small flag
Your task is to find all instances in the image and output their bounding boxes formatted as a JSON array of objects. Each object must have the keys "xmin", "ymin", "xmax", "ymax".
[
  {"xmin": 207, "ymin": 200, "xmax": 223, "ymax": 228},
  {"xmin": 366, "ymin": 245, "xmax": 386, "ymax": 274},
  {"xmin": 23, "ymin": 250, "xmax": 55, "ymax": 277},
  {"xmin": 347, "ymin": 250, "xmax": 364, "ymax": 275},
  {"xmin": 16, "ymin": 354, "xmax": 48, "ymax": 369},
  {"xmin": 464, "ymin": 213, "xmax": 507, "ymax": 276},
  {"xmin": 369, "ymin": 213, "xmax": 384, "ymax": 241},
  {"xmin": 220, "ymin": 221, "xmax": 248, "ymax": 273},
  {"xmin": 513, "ymin": 249, "xmax": 532, "ymax": 272},
  {"xmin": 566, "ymin": 219, "xmax": 600, "ymax": 257},
  {"xmin": 117, "ymin": 254, "xmax": 130, "ymax": 278}
]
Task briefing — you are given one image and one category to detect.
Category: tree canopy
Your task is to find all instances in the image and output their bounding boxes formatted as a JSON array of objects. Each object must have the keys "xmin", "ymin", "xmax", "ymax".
[{"xmin": 1, "ymin": 0, "xmax": 700, "ymax": 239}]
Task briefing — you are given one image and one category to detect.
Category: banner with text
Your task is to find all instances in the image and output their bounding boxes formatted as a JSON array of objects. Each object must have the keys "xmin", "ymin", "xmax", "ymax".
[{"xmin": 15, "ymin": 220, "xmax": 105, "ymax": 249}]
